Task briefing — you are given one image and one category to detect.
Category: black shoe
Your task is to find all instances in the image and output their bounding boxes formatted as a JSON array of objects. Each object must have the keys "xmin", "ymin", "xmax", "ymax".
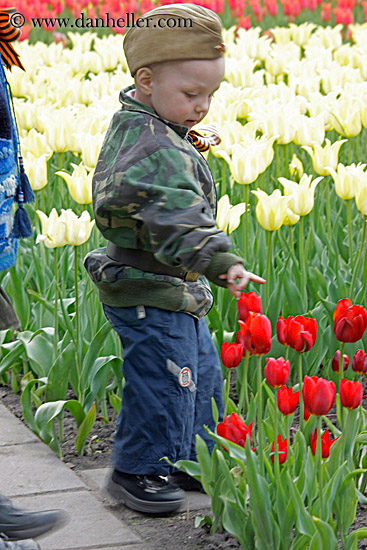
[
  {"xmin": 0, "ymin": 495, "xmax": 67, "ymax": 540},
  {"xmin": 169, "ymin": 471, "xmax": 204, "ymax": 492},
  {"xmin": 0, "ymin": 534, "xmax": 40, "ymax": 550},
  {"xmin": 106, "ymin": 470, "xmax": 185, "ymax": 514}
]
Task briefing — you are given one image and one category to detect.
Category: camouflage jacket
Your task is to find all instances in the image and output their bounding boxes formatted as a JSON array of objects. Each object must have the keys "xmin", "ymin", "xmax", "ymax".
[{"xmin": 84, "ymin": 85, "xmax": 244, "ymax": 319}]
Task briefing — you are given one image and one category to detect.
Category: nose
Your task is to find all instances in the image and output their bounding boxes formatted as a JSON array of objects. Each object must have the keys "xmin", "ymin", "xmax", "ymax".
[{"xmin": 195, "ymin": 97, "xmax": 209, "ymax": 116}]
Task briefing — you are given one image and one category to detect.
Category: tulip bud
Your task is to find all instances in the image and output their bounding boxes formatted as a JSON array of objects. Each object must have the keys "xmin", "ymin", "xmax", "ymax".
[
  {"xmin": 331, "ymin": 350, "xmax": 350, "ymax": 373},
  {"xmin": 333, "ymin": 298, "xmax": 367, "ymax": 343},
  {"xmin": 217, "ymin": 413, "xmax": 253, "ymax": 448},
  {"xmin": 277, "ymin": 385, "xmax": 299, "ymax": 415},
  {"xmin": 302, "ymin": 138, "xmax": 347, "ymax": 176},
  {"xmin": 270, "ymin": 434, "xmax": 287, "ymax": 464},
  {"xmin": 264, "ymin": 357, "xmax": 290, "ymax": 388},
  {"xmin": 352, "ymin": 349, "xmax": 367, "ymax": 374},
  {"xmin": 252, "ymin": 189, "xmax": 291, "ymax": 231},
  {"xmin": 237, "ymin": 291, "xmax": 262, "ymax": 322},
  {"xmin": 340, "ymin": 379, "xmax": 363, "ymax": 410},
  {"xmin": 276, "ymin": 315, "xmax": 317, "ymax": 353},
  {"xmin": 239, "ymin": 312, "xmax": 272, "ymax": 356},
  {"xmin": 302, "ymin": 375, "xmax": 335, "ymax": 416},
  {"xmin": 36, "ymin": 208, "xmax": 66, "ymax": 248},
  {"xmin": 310, "ymin": 429, "xmax": 339, "ymax": 458},
  {"xmin": 220, "ymin": 341, "xmax": 243, "ymax": 369}
]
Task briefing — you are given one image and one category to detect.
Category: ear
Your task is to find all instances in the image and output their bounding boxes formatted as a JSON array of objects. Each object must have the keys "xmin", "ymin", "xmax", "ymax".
[{"xmin": 135, "ymin": 67, "xmax": 154, "ymax": 96}]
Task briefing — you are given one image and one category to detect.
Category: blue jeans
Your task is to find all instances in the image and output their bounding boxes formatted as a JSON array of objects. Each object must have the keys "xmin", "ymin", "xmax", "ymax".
[{"xmin": 102, "ymin": 305, "xmax": 224, "ymax": 475}]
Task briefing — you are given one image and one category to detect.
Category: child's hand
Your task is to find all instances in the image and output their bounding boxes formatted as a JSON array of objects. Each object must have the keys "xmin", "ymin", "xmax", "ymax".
[{"xmin": 218, "ymin": 263, "xmax": 266, "ymax": 298}]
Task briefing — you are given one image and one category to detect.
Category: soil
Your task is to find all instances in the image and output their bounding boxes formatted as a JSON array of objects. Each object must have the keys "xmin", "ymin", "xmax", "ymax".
[{"xmin": 1, "ymin": 385, "xmax": 367, "ymax": 550}]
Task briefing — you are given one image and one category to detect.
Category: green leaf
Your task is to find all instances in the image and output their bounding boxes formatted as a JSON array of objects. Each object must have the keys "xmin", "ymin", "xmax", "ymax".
[
  {"xmin": 195, "ymin": 434, "xmax": 213, "ymax": 496},
  {"xmin": 286, "ymin": 470, "xmax": 316, "ymax": 537},
  {"xmin": 0, "ymin": 340, "xmax": 24, "ymax": 376},
  {"xmin": 284, "ymin": 276, "xmax": 304, "ymax": 316},
  {"xmin": 18, "ymin": 330, "xmax": 54, "ymax": 378},
  {"xmin": 309, "ymin": 517, "xmax": 337, "ymax": 550},
  {"xmin": 245, "ymin": 441, "xmax": 276, "ymax": 550},
  {"xmin": 34, "ymin": 399, "xmax": 85, "ymax": 455},
  {"xmin": 80, "ymin": 321, "xmax": 111, "ymax": 385},
  {"xmin": 20, "ymin": 377, "xmax": 46, "ymax": 435},
  {"xmin": 345, "ymin": 528, "xmax": 367, "ymax": 550},
  {"xmin": 211, "ymin": 396, "xmax": 219, "ymax": 425},
  {"xmin": 221, "ymin": 498, "xmax": 249, "ymax": 548},
  {"xmin": 45, "ymin": 341, "xmax": 74, "ymax": 402},
  {"xmin": 292, "ymin": 534, "xmax": 312, "ymax": 550},
  {"xmin": 216, "ymin": 449, "xmax": 238, "ymax": 500},
  {"xmin": 83, "ymin": 356, "xmax": 122, "ymax": 412},
  {"xmin": 75, "ymin": 402, "xmax": 97, "ymax": 455}
]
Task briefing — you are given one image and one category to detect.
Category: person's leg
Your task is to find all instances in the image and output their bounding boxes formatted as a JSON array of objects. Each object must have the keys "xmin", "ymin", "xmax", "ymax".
[
  {"xmin": 0, "ymin": 493, "xmax": 66, "ymax": 541},
  {"xmin": 0, "ymin": 287, "xmax": 20, "ymax": 331},
  {"xmin": 103, "ymin": 305, "xmax": 201, "ymax": 512},
  {"xmin": 190, "ymin": 317, "xmax": 224, "ymax": 460},
  {"xmin": 0, "ymin": 536, "xmax": 40, "ymax": 549},
  {"xmin": 170, "ymin": 317, "xmax": 224, "ymax": 491}
]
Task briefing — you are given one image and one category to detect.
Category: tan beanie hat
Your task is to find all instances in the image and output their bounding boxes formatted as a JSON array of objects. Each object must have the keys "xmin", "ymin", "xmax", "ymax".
[{"xmin": 123, "ymin": 3, "xmax": 225, "ymax": 77}]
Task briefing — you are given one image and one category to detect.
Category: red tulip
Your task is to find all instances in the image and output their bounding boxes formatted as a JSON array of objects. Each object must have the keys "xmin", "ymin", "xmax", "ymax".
[
  {"xmin": 237, "ymin": 291, "xmax": 262, "ymax": 322},
  {"xmin": 270, "ymin": 434, "xmax": 287, "ymax": 464},
  {"xmin": 310, "ymin": 429, "xmax": 339, "ymax": 458},
  {"xmin": 340, "ymin": 379, "xmax": 363, "ymax": 410},
  {"xmin": 264, "ymin": 358, "xmax": 290, "ymax": 389},
  {"xmin": 220, "ymin": 341, "xmax": 243, "ymax": 369},
  {"xmin": 217, "ymin": 412, "xmax": 253, "ymax": 448},
  {"xmin": 277, "ymin": 385, "xmax": 299, "ymax": 416},
  {"xmin": 239, "ymin": 312, "xmax": 272, "ymax": 356},
  {"xmin": 352, "ymin": 349, "xmax": 367, "ymax": 374},
  {"xmin": 321, "ymin": 2, "xmax": 332, "ymax": 21},
  {"xmin": 276, "ymin": 315, "xmax": 317, "ymax": 353},
  {"xmin": 304, "ymin": 407, "xmax": 311, "ymax": 421},
  {"xmin": 331, "ymin": 350, "xmax": 350, "ymax": 373},
  {"xmin": 302, "ymin": 376, "xmax": 335, "ymax": 416},
  {"xmin": 333, "ymin": 299, "xmax": 367, "ymax": 343}
]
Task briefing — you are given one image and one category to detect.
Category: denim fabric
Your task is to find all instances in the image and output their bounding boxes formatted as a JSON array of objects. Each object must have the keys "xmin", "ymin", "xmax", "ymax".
[{"xmin": 103, "ymin": 304, "xmax": 224, "ymax": 475}]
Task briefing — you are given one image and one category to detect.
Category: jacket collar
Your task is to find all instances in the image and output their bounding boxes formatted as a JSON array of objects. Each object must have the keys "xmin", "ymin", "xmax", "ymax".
[{"xmin": 119, "ymin": 85, "xmax": 189, "ymax": 139}]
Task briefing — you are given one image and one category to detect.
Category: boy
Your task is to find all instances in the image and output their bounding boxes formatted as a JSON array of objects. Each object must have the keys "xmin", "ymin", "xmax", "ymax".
[{"xmin": 84, "ymin": 3, "xmax": 264, "ymax": 515}]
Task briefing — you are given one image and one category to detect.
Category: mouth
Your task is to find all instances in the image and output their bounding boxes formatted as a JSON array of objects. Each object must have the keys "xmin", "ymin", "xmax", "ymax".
[{"xmin": 185, "ymin": 120, "xmax": 198, "ymax": 127}]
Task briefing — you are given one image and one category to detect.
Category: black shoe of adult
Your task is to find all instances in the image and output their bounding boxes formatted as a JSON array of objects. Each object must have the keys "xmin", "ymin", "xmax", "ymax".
[
  {"xmin": 0, "ymin": 494, "xmax": 67, "ymax": 540},
  {"xmin": 106, "ymin": 470, "xmax": 185, "ymax": 514},
  {"xmin": 0, "ymin": 534, "xmax": 40, "ymax": 550},
  {"xmin": 169, "ymin": 471, "xmax": 205, "ymax": 493}
]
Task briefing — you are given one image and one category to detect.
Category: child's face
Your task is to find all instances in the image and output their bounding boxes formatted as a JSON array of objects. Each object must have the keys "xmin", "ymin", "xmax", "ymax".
[{"xmin": 136, "ymin": 57, "xmax": 225, "ymax": 129}]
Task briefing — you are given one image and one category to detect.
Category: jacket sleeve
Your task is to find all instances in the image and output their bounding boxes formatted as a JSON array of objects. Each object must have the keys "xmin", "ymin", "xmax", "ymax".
[{"xmin": 93, "ymin": 113, "xmax": 245, "ymax": 283}]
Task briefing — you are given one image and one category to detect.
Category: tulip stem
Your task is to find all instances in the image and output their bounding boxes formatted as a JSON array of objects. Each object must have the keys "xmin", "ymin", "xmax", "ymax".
[
  {"xmin": 297, "ymin": 353, "xmax": 304, "ymax": 432},
  {"xmin": 53, "ymin": 248, "xmax": 59, "ymax": 364},
  {"xmin": 274, "ymin": 388, "xmax": 280, "ymax": 479},
  {"xmin": 74, "ymin": 245, "xmax": 81, "ymax": 398},
  {"xmin": 265, "ymin": 230, "xmax": 274, "ymax": 311},
  {"xmin": 257, "ymin": 355, "xmax": 264, "ymax": 475},
  {"xmin": 342, "ymin": 408, "xmax": 355, "ymax": 471},
  {"xmin": 316, "ymin": 416, "xmax": 324, "ymax": 519},
  {"xmin": 346, "ymin": 199, "xmax": 354, "ymax": 269},
  {"xmin": 238, "ymin": 350, "xmax": 250, "ymax": 416},
  {"xmin": 224, "ymin": 369, "xmax": 231, "ymax": 417},
  {"xmin": 339, "ymin": 342, "xmax": 345, "ymax": 430},
  {"xmin": 299, "ymin": 216, "xmax": 307, "ymax": 311},
  {"xmin": 243, "ymin": 184, "xmax": 249, "ymax": 261},
  {"xmin": 286, "ymin": 415, "xmax": 291, "ymax": 459}
]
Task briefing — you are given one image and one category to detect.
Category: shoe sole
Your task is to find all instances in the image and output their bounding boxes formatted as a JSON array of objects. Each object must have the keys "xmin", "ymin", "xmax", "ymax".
[
  {"xmin": 4, "ymin": 511, "xmax": 68, "ymax": 541},
  {"xmin": 105, "ymin": 476, "xmax": 185, "ymax": 514}
]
